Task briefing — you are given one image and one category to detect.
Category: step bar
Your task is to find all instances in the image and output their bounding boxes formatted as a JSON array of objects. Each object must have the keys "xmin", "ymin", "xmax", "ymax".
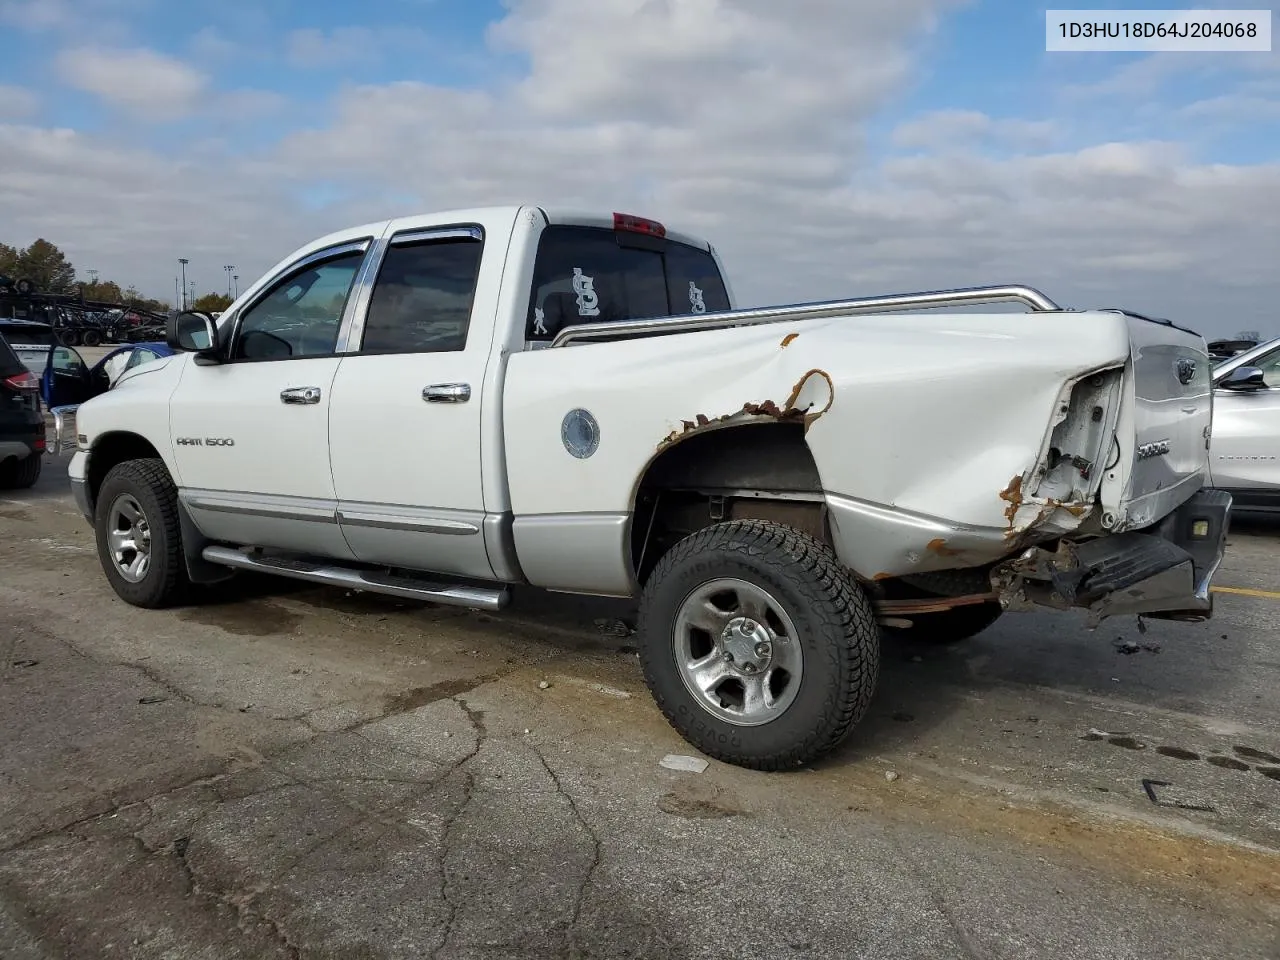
[{"xmin": 201, "ymin": 546, "xmax": 510, "ymax": 611}]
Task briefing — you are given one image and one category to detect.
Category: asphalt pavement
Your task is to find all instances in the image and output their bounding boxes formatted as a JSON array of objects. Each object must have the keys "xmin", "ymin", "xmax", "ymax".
[{"xmin": 1, "ymin": 455, "xmax": 1278, "ymax": 959}]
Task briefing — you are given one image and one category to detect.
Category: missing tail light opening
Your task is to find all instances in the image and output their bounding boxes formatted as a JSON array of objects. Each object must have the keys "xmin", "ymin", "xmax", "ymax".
[{"xmin": 1031, "ymin": 366, "xmax": 1125, "ymax": 505}]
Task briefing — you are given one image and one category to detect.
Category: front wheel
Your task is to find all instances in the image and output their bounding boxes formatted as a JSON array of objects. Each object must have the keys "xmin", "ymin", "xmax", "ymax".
[
  {"xmin": 94, "ymin": 458, "xmax": 190, "ymax": 608},
  {"xmin": 637, "ymin": 519, "xmax": 880, "ymax": 771}
]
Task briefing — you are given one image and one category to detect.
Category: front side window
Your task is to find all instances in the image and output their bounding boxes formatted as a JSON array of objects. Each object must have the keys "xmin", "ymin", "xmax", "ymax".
[
  {"xmin": 361, "ymin": 237, "xmax": 483, "ymax": 354},
  {"xmin": 525, "ymin": 226, "xmax": 730, "ymax": 340},
  {"xmin": 232, "ymin": 250, "xmax": 366, "ymax": 361},
  {"xmin": 1253, "ymin": 348, "xmax": 1280, "ymax": 388}
]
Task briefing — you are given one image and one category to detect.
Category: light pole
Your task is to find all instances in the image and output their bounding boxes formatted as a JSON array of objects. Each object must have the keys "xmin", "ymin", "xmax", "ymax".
[
  {"xmin": 233, "ymin": 274, "xmax": 239, "ymax": 298},
  {"xmin": 189, "ymin": 280, "xmax": 196, "ymax": 306},
  {"xmin": 178, "ymin": 258, "xmax": 189, "ymax": 310},
  {"xmin": 224, "ymin": 264, "xmax": 235, "ymax": 297}
]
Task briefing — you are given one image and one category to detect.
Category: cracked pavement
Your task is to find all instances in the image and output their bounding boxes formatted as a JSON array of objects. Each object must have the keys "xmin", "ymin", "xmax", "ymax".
[{"xmin": 1, "ymin": 461, "xmax": 1279, "ymax": 958}]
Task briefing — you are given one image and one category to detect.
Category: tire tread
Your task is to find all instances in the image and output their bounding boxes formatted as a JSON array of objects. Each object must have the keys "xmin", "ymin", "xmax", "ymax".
[
  {"xmin": 95, "ymin": 457, "xmax": 189, "ymax": 608},
  {"xmin": 637, "ymin": 519, "xmax": 879, "ymax": 771},
  {"xmin": 0, "ymin": 452, "xmax": 42, "ymax": 489}
]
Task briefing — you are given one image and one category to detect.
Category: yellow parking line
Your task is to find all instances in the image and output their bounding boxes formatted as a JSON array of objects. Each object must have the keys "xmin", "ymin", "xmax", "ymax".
[{"xmin": 1212, "ymin": 586, "xmax": 1280, "ymax": 600}]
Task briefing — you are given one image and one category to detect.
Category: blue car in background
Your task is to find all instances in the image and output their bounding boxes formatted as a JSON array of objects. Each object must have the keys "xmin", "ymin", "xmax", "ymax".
[{"xmin": 41, "ymin": 341, "xmax": 175, "ymax": 408}]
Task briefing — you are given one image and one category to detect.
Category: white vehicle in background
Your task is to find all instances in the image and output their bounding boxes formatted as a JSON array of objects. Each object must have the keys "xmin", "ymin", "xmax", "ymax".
[
  {"xmin": 57, "ymin": 204, "xmax": 1231, "ymax": 770},
  {"xmin": 1207, "ymin": 337, "xmax": 1280, "ymax": 514}
]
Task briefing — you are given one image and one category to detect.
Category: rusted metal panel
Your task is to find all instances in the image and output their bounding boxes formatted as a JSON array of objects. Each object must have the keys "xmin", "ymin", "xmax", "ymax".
[{"xmin": 659, "ymin": 368, "xmax": 835, "ymax": 449}]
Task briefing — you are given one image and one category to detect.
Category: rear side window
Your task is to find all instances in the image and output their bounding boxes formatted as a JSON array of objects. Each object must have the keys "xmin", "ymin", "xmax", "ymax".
[
  {"xmin": 526, "ymin": 226, "xmax": 730, "ymax": 341},
  {"xmin": 361, "ymin": 237, "xmax": 483, "ymax": 354}
]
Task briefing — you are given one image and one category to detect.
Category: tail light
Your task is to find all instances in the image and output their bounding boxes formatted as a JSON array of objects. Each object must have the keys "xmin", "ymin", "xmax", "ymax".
[
  {"xmin": 2, "ymin": 371, "xmax": 39, "ymax": 393},
  {"xmin": 613, "ymin": 212, "xmax": 666, "ymax": 238}
]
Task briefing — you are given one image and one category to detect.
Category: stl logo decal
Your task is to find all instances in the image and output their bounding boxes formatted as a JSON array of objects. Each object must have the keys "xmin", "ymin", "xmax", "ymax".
[
  {"xmin": 689, "ymin": 281, "xmax": 707, "ymax": 314},
  {"xmin": 572, "ymin": 268, "xmax": 601, "ymax": 317}
]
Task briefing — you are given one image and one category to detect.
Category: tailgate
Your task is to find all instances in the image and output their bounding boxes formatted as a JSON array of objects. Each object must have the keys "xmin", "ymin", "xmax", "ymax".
[{"xmin": 1114, "ymin": 313, "xmax": 1212, "ymax": 530}]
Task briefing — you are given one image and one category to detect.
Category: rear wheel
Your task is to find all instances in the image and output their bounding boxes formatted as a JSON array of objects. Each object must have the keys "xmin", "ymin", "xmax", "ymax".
[
  {"xmin": 94, "ymin": 458, "xmax": 190, "ymax": 608},
  {"xmin": 638, "ymin": 519, "xmax": 880, "ymax": 771},
  {"xmin": 0, "ymin": 453, "xmax": 42, "ymax": 490},
  {"xmin": 81, "ymin": 328, "xmax": 102, "ymax": 347}
]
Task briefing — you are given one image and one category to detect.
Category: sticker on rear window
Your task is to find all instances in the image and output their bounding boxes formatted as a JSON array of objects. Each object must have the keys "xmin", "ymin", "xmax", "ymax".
[
  {"xmin": 533, "ymin": 306, "xmax": 548, "ymax": 336},
  {"xmin": 572, "ymin": 268, "xmax": 601, "ymax": 318},
  {"xmin": 689, "ymin": 281, "xmax": 706, "ymax": 314}
]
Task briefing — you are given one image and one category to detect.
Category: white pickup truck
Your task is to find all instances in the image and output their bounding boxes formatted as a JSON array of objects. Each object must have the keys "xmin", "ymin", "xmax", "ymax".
[{"xmin": 57, "ymin": 204, "xmax": 1231, "ymax": 770}]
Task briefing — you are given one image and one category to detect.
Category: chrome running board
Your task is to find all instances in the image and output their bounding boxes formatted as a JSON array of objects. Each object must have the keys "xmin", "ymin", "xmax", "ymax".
[{"xmin": 201, "ymin": 545, "xmax": 510, "ymax": 611}]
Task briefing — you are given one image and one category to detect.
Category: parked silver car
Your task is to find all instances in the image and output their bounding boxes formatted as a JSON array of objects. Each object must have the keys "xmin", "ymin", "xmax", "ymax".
[{"xmin": 1209, "ymin": 336, "xmax": 1280, "ymax": 514}]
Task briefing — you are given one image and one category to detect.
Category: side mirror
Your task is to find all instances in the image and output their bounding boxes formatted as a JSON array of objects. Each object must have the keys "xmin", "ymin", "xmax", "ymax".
[
  {"xmin": 1217, "ymin": 365, "xmax": 1268, "ymax": 392},
  {"xmin": 167, "ymin": 311, "xmax": 218, "ymax": 357}
]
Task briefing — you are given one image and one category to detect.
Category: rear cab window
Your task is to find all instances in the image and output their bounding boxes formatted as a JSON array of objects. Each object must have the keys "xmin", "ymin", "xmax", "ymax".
[{"xmin": 525, "ymin": 225, "xmax": 730, "ymax": 342}]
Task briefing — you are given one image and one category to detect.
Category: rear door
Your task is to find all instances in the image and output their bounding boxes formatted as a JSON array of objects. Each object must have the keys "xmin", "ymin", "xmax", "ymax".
[{"xmin": 327, "ymin": 224, "xmax": 499, "ymax": 579}]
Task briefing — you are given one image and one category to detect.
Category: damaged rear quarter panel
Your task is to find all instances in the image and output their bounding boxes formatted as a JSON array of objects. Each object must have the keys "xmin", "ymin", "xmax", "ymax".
[
  {"xmin": 502, "ymin": 322, "xmax": 842, "ymax": 517},
  {"xmin": 501, "ymin": 310, "xmax": 1133, "ymax": 579}
]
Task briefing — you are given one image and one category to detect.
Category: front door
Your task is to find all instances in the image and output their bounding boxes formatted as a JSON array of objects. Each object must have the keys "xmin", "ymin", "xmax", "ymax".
[
  {"xmin": 169, "ymin": 240, "xmax": 372, "ymax": 559},
  {"xmin": 327, "ymin": 226, "xmax": 496, "ymax": 579},
  {"xmin": 43, "ymin": 345, "xmax": 92, "ymax": 408},
  {"xmin": 1211, "ymin": 343, "xmax": 1280, "ymax": 511}
]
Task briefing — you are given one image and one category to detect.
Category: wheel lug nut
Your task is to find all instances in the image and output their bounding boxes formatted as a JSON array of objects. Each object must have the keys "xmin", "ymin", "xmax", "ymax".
[
  {"xmin": 723, "ymin": 652, "xmax": 734, "ymax": 663},
  {"xmin": 743, "ymin": 663, "xmax": 758, "ymax": 674},
  {"xmin": 755, "ymin": 643, "xmax": 771, "ymax": 658},
  {"xmin": 743, "ymin": 620, "xmax": 757, "ymax": 633}
]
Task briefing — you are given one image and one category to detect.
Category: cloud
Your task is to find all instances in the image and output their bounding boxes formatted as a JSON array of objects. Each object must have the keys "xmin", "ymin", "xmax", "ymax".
[
  {"xmin": 0, "ymin": 0, "xmax": 76, "ymax": 30},
  {"xmin": 890, "ymin": 110, "xmax": 1056, "ymax": 151},
  {"xmin": 0, "ymin": 0, "xmax": 147, "ymax": 42},
  {"xmin": 0, "ymin": 124, "xmax": 337, "ymax": 297},
  {"xmin": 0, "ymin": 85, "xmax": 39, "ymax": 119},
  {"xmin": 189, "ymin": 25, "xmax": 240, "ymax": 63},
  {"xmin": 1, "ymin": 0, "xmax": 1277, "ymax": 336},
  {"xmin": 284, "ymin": 25, "xmax": 437, "ymax": 69},
  {"xmin": 54, "ymin": 45, "xmax": 207, "ymax": 121}
]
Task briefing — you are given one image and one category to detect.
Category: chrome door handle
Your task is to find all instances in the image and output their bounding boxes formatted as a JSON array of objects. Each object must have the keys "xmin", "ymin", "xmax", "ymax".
[
  {"xmin": 281, "ymin": 386, "xmax": 322, "ymax": 405},
  {"xmin": 423, "ymin": 383, "xmax": 471, "ymax": 403}
]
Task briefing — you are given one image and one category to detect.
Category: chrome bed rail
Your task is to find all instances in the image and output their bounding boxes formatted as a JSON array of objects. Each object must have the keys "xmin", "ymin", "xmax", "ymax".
[{"xmin": 549, "ymin": 284, "xmax": 1062, "ymax": 348}]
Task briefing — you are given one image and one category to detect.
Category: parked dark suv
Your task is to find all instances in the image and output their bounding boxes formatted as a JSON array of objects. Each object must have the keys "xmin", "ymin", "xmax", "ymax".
[{"xmin": 0, "ymin": 325, "xmax": 45, "ymax": 488}]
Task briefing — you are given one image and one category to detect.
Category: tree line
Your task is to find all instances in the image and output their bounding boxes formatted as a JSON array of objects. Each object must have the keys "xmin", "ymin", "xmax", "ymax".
[{"xmin": 0, "ymin": 238, "xmax": 234, "ymax": 315}]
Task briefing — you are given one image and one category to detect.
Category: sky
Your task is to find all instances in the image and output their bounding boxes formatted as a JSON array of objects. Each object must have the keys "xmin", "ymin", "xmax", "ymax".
[{"xmin": 0, "ymin": 0, "xmax": 1276, "ymax": 337}]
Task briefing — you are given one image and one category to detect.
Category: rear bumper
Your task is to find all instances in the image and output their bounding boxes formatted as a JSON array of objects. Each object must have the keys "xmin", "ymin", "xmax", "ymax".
[{"xmin": 993, "ymin": 488, "xmax": 1232, "ymax": 623}]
